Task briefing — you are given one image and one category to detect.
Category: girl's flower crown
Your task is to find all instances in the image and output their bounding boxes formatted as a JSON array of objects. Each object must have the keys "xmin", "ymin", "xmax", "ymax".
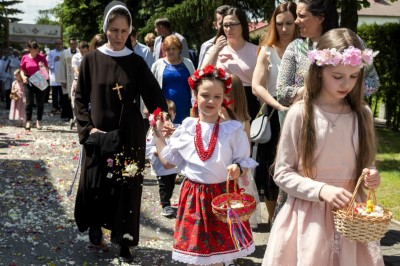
[
  {"xmin": 188, "ymin": 65, "xmax": 232, "ymax": 94},
  {"xmin": 307, "ymin": 46, "xmax": 379, "ymax": 68}
]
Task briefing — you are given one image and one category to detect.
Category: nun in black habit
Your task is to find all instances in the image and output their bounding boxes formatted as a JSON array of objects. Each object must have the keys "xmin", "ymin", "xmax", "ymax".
[{"xmin": 73, "ymin": 1, "xmax": 167, "ymax": 262}]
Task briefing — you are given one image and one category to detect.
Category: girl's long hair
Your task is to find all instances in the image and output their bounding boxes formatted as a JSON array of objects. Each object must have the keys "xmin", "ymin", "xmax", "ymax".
[
  {"xmin": 228, "ymin": 75, "xmax": 250, "ymax": 122},
  {"xmin": 301, "ymin": 28, "xmax": 376, "ymax": 179}
]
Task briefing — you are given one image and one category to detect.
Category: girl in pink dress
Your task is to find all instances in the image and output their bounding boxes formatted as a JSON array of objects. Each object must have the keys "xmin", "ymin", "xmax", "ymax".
[
  {"xmin": 262, "ymin": 28, "xmax": 384, "ymax": 266},
  {"xmin": 9, "ymin": 69, "xmax": 26, "ymax": 126},
  {"xmin": 152, "ymin": 65, "xmax": 258, "ymax": 265}
]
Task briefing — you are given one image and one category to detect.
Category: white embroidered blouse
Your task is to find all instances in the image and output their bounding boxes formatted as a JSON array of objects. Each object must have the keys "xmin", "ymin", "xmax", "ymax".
[{"xmin": 161, "ymin": 118, "xmax": 258, "ymax": 184}]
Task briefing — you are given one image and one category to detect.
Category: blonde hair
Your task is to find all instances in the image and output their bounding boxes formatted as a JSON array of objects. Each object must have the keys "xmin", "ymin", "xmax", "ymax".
[
  {"xmin": 166, "ymin": 99, "xmax": 176, "ymax": 113},
  {"xmin": 301, "ymin": 28, "xmax": 376, "ymax": 179},
  {"xmin": 227, "ymin": 75, "xmax": 251, "ymax": 122},
  {"xmin": 89, "ymin": 34, "xmax": 105, "ymax": 52},
  {"xmin": 14, "ymin": 69, "xmax": 21, "ymax": 77},
  {"xmin": 144, "ymin": 32, "xmax": 155, "ymax": 47}
]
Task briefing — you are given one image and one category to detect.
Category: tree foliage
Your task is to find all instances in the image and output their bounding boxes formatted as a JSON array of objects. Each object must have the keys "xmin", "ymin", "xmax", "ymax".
[
  {"xmin": 0, "ymin": 0, "xmax": 23, "ymax": 22},
  {"xmin": 0, "ymin": 0, "xmax": 23, "ymax": 48},
  {"xmin": 358, "ymin": 22, "xmax": 400, "ymax": 131},
  {"xmin": 35, "ymin": 10, "xmax": 59, "ymax": 26}
]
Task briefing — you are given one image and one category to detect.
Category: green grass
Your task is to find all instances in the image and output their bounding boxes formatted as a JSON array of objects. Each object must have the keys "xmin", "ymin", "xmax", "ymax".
[{"xmin": 375, "ymin": 127, "xmax": 400, "ymax": 220}]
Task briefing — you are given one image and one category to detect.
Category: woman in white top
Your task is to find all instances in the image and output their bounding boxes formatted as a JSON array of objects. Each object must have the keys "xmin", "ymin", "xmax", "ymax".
[{"xmin": 251, "ymin": 2, "xmax": 299, "ymax": 224}]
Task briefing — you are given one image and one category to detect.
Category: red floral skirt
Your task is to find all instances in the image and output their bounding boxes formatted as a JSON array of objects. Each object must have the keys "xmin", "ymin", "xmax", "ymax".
[{"xmin": 172, "ymin": 178, "xmax": 255, "ymax": 265}]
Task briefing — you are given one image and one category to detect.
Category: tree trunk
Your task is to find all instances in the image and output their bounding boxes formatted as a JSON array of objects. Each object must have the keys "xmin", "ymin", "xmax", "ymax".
[{"xmin": 340, "ymin": 0, "xmax": 358, "ymax": 33}]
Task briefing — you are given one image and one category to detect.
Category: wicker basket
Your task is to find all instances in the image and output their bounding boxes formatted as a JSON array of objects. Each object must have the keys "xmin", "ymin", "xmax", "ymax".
[
  {"xmin": 211, "ymin": 176, "xmax": 256, "ymax": 223},
  {"xmin": 333, "ymin": 173, "xmax": 393, "ymax": 243}
]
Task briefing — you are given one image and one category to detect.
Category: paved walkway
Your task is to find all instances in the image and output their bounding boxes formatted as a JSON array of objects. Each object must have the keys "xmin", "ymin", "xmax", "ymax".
[{"xmin": 0, "ymin": 103, "xmax": 399, "ymax": 265}]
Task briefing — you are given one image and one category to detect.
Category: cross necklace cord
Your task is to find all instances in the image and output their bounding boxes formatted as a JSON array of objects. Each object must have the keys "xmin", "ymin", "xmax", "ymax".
[{"xmin": 316, "ymin": 99, "xmax": 345, "ymax": 129}]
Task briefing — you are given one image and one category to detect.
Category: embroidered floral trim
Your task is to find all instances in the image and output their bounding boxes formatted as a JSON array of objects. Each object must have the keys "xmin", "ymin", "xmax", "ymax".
[
  {"xmin": 307, "ymin": 46, "xmax": 378, "ymax": 68},
  {"xmin": 188, "ymin": 65, "xmax": 232, "ymax": 94}
]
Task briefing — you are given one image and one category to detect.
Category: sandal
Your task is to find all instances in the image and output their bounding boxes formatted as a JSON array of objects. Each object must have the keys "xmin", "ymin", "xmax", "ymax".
[
  {"xmin": 25, "ymin": 121, "xmax": 31, "ymax": 131},
  {"xmin": 36, "ymin": 121, "xmax": 42, "ymax": 130}
]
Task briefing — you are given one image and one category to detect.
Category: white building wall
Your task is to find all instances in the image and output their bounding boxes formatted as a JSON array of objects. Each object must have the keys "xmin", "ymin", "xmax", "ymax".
[{"xmin": 358, "ymin": 16, "xmax": 400, "ymax": 26}]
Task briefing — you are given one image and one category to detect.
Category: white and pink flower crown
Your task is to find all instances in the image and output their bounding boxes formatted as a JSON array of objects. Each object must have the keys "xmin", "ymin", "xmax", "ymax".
[
  {"xmin": 307, "ymin": 46, "xmax": 379, "ymax": 68},
  {"xmin": 188, "ymin": 65, "xmax": 232, "ymax": 94}
]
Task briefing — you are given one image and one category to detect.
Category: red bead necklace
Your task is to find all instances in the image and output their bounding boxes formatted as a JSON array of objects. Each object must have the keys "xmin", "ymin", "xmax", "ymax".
[{"xmin": 195, "ymin": 116, "xmax": 220, "ymax": 161}]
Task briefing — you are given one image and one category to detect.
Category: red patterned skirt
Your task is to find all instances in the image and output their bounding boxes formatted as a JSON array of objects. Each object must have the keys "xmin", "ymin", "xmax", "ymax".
[{"xmin": 172, "ymin": 178, "xmax": 255, "ymax": 265}]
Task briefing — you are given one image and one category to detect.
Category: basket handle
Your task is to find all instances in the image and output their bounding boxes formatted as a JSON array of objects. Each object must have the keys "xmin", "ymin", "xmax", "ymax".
[
  {"xmin": 345, "ymin": 172, "xmax": 377, "ymax": 215},
  {"xmin": 226, "ymin": 174, "xmax": 238, "ymax": 207}
]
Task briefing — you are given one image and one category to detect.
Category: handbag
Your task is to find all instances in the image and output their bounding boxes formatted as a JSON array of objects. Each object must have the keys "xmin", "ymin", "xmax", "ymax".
[{"xmin": 250, "ymin": 103, "xmax": 275, "ymax": 144}]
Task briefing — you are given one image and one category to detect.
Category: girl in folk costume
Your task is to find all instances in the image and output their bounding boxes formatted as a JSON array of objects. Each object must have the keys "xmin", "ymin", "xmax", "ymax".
[
  {"xmin": 74, "ymin": 1, "xmax": 167, "ymax": 262},
  {"xmin": 9, "ymin": 69, "xmax": 26, "ymax": 126},
  {"xmin": 220, "ymin": 75, "xmax": 262, "ymax": 229},
  {"xmin": 153, "ymin": 65, "xmax": 258, "ymax": 266},
  {"xmin": 262, "ymin": 28, "xmax": 384, "ymax": 266}
]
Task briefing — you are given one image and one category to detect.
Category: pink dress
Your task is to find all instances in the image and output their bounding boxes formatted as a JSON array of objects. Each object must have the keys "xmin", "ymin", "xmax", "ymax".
[
  {"xmin": 9, "ymin": 80, "xmax": 26, "ymax": 121},
  {"xmin": 263, "ymin": 102, "xmax": 384, "ymax": 266}
]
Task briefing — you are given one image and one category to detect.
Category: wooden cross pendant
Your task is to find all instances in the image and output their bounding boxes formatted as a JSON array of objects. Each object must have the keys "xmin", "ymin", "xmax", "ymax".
[{"xmin": 112, "ymin": 83, "xmax": 124, "ymax": 100}]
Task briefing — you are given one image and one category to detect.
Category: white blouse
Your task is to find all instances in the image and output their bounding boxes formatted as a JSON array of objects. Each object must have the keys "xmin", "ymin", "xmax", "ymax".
[
  {"xmin": 161, "ymin": 118, "xmax": 258, "ymax": 184},
  {"xmin": 265, "ymin": 46, "xmax": 281, "ymax": 97}
]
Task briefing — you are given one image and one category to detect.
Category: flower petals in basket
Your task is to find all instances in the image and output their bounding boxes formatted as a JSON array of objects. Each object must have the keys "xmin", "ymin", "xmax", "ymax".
[
  {"xmin": 333, "ymin": 174, "xmax": 393, "ymax": 243},
  {"xmin": 211, "ymin": 178, "xmax": 256, "ymax": 224}
]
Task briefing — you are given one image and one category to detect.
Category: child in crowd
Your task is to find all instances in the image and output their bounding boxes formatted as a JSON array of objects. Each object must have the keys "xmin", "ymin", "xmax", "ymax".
[
  {"xmin": 220, "ymin": 74, "xmax": 262, "ymax": 229},
  {"xmin": 262, "ymin": 28, "xmax": 383, "ymax": 265},
  {"xmin": 146, "ymin": 99, "xmax": 179, "ymax": 218},
  {"xmin": 152, "ymin": 65, "xmax": 257, "ymax": 266},
  {"xmin": 9, "ymin": 69, "xmax": 26, "ymax": 127}
]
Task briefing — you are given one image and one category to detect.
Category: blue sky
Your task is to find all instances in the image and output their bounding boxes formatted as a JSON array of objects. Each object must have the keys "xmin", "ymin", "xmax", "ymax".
[{"xmin": 14, "ymin": 0, "xmax": 61, "ymax": 24}]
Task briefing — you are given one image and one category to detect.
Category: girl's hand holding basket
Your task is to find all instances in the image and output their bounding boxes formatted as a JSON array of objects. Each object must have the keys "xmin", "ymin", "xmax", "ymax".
[
  {"xmin": 227, "ymin": 163, "xmax": 242, "ymax": 180},
  {"xmin": 332, "ymin": 169, "xmax": 392, "ymax": 243},
  {"xmin": 363, "ymin": 168, "xmax": 380, "ymax": 189}
]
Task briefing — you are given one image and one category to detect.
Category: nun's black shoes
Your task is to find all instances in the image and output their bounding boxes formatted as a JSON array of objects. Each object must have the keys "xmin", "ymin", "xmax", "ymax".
[
  {"xmin": 88, "ymin": 226, "xmax": 103, "ymax": 245},
  {"xmin": 119, "ymin": 245, "xmax": 133, "ymax": 263}
]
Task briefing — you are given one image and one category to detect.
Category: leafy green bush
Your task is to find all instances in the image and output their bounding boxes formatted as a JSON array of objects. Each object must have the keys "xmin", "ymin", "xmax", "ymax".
[{"xmin": 358, "ymin": 23, "xmax": 400, "ymax": 130}]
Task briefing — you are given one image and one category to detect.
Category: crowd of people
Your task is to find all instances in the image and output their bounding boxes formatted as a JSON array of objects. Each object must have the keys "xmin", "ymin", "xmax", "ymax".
[{"xmin": 0, "ymin": 0, "xmax": 386, "ymax": 265}]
